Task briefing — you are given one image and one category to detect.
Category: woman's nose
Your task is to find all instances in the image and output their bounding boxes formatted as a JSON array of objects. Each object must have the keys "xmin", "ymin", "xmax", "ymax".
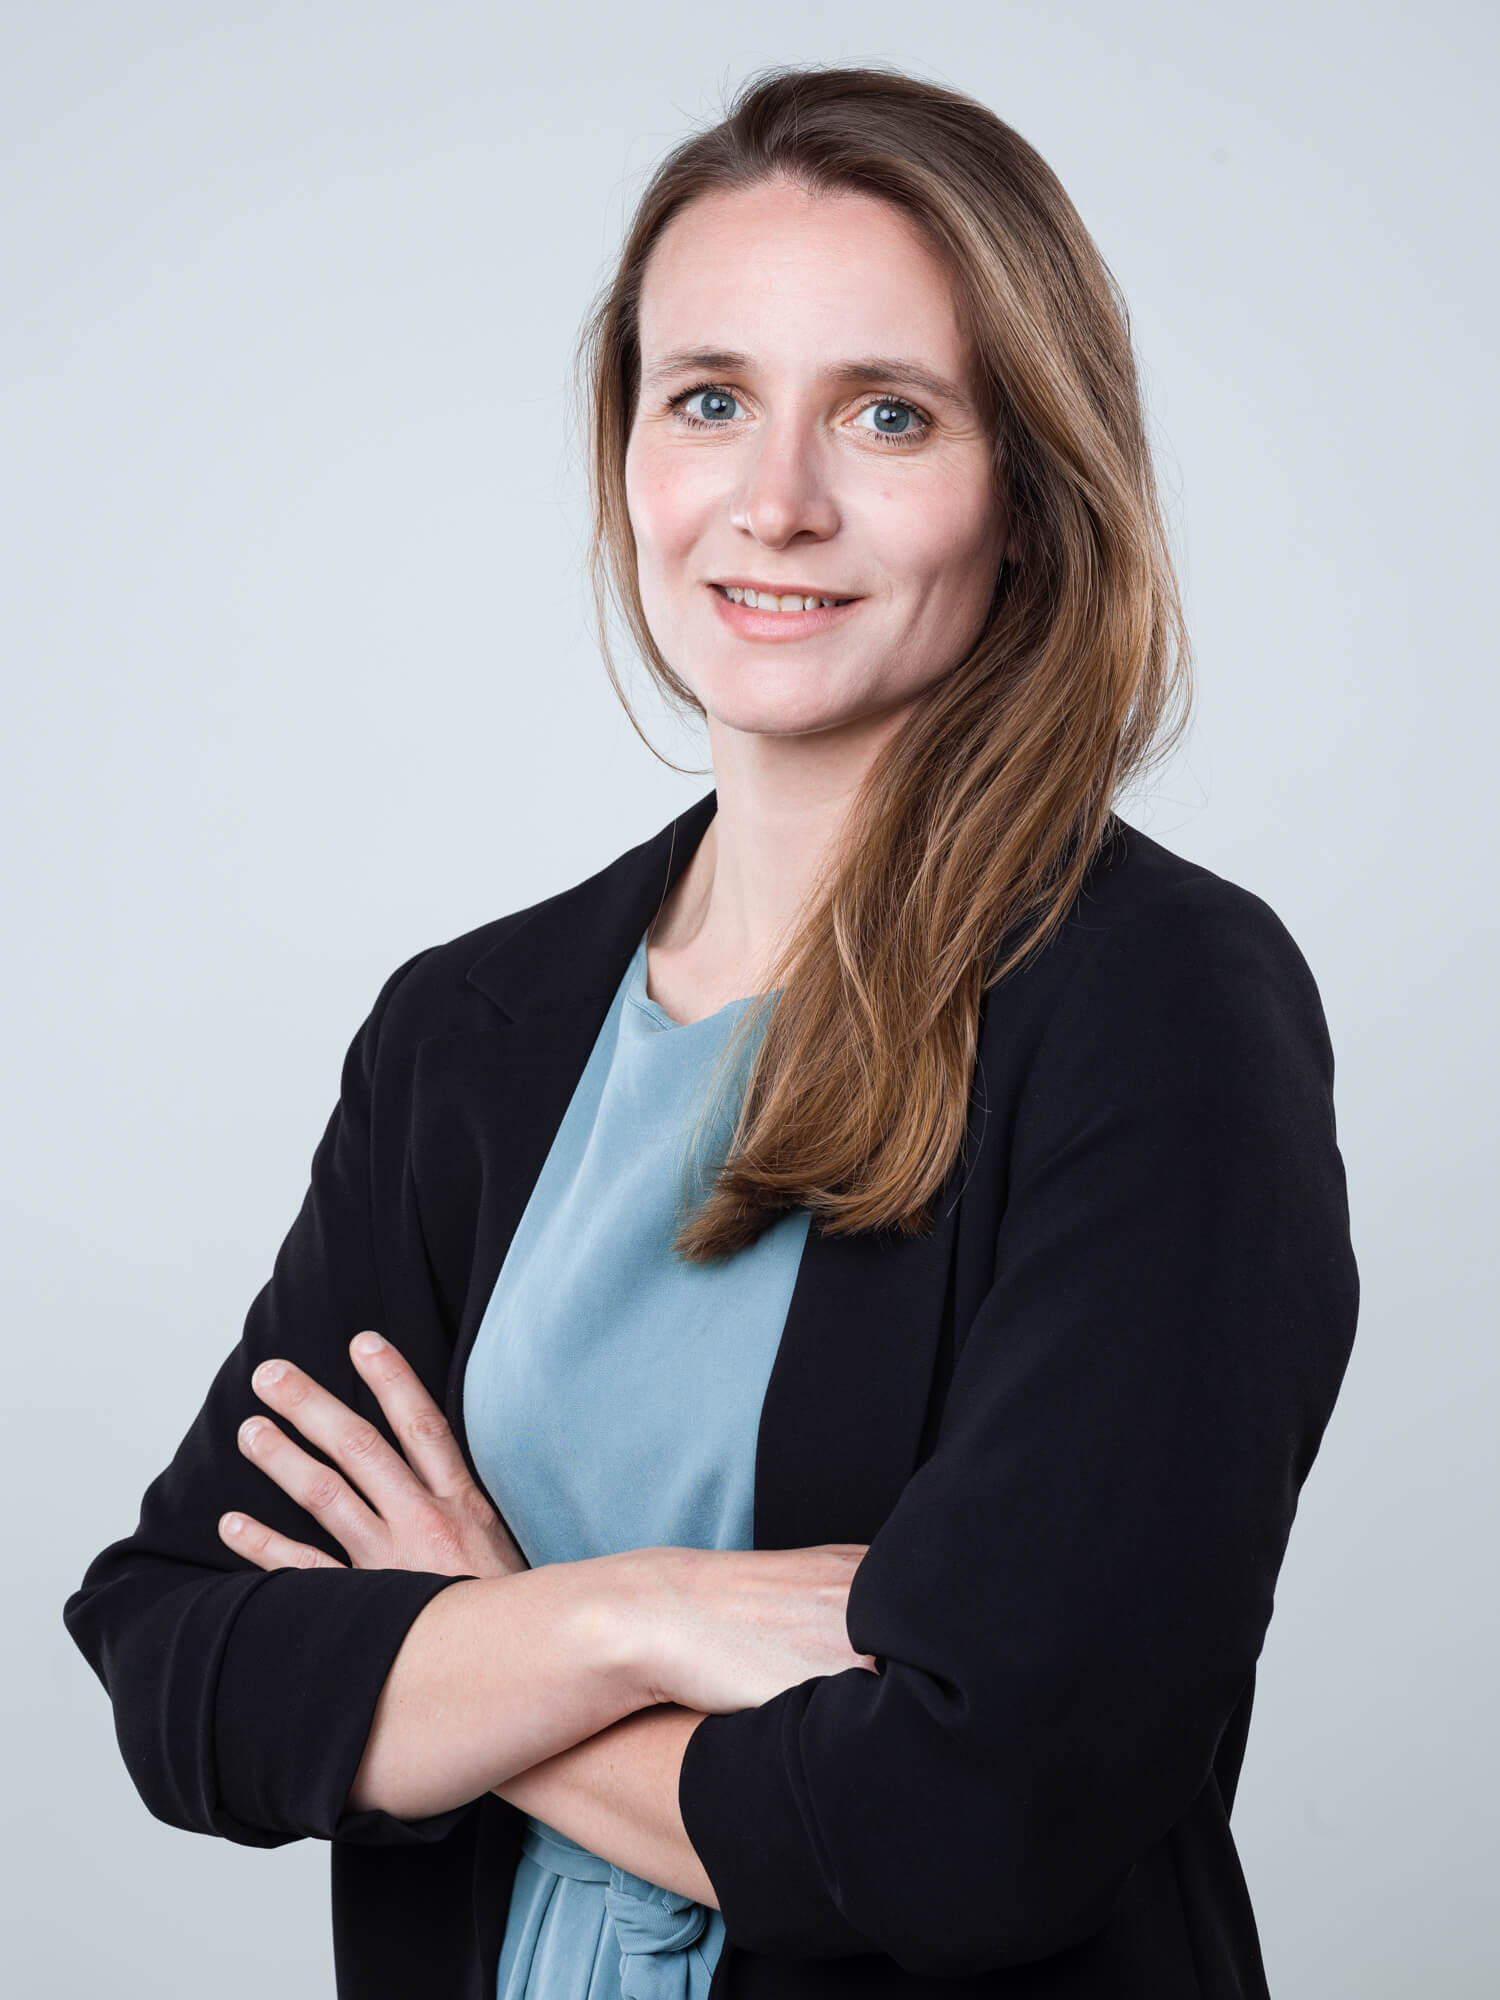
[{"xmin": 728, "ymin": 428, "xmax": 840, "ymax": 547}]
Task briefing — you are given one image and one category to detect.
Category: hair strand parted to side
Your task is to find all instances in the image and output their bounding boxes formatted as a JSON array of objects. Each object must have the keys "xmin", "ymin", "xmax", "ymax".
[{"xmin": 575, "ymin": 62, "xmax": 1191, "ymax": 1261}]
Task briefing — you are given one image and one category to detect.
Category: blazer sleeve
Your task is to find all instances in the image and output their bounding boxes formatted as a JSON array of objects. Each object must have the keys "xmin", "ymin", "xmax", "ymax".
[
  {"xmin": 62, "ymin": 950, "xmax": 478, "ymax": 1850},
  {"xmin": 676, "ymin": 878, "xmax": 1360, "ymax": 1976}
]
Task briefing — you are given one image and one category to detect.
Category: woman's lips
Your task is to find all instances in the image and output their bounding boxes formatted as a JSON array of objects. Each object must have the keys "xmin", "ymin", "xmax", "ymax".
[{"xmin": 707, "ymin": 583, "xmax": 861, "ymax": 641}]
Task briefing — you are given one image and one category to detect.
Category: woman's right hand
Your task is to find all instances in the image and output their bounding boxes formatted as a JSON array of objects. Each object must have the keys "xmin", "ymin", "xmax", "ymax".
[{"xmin": 616, "ymin": 1543, "xmax": 879, "ymax": 1713}]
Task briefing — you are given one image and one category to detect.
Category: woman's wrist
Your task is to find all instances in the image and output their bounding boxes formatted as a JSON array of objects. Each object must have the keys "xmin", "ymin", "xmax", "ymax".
[
  {"xmin": 494, "ymin": 1703, "xmax": 717, "ymax": 1907},
  {"xmin": 583, "ymin": 1546, "xmax": 684, "ymax": 1709}
]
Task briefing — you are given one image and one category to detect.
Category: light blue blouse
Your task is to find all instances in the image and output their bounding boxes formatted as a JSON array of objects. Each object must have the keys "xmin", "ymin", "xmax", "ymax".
[{"xmin": 462, "ymin": 927, "xmax": 812, "ymax": 2000}]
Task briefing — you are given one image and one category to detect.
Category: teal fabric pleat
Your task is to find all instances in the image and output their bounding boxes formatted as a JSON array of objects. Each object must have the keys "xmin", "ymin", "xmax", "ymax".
[{"xmin": 462, "ymin": 928, "xmax": 812, "ymax": 2000}]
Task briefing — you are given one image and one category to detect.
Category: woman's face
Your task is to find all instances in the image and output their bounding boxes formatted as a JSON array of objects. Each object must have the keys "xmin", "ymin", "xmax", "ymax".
[{"xmin": 625, "ymin": 177, "xmax": 1014, "ymax": 747}]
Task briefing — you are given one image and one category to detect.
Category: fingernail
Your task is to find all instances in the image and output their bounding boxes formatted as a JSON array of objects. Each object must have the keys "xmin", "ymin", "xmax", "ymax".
[
  {"xmin": 222, "ymin": 1514, "xmax": 243, "ymax": 1535},
  {"xmin": 254, "ymin": 1360, "xmax": 286, "ymax": 1387},
  {"xmin": 240, "ymin": 1417, "xmax": 264, "ymax": 1444},
  {"xmin": 353, "ymin": 1331, "xmax": 386, "ymax": 1356}
]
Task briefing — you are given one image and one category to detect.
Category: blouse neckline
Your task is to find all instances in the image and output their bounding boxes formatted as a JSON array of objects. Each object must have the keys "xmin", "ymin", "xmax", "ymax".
[{"xmin": 624, "ymin": 932, "xmax": 765, "ymax": 1035}]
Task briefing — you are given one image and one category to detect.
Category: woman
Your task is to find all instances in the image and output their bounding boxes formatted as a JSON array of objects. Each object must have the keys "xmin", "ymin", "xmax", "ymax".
[{"xmin": 62, "ymin": 63, "xmax": 1359, "ymax": 2000}]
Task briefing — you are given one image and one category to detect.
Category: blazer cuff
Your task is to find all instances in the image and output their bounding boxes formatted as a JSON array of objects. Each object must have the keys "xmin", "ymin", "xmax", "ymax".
[
  {"xmin": 213, "ymin": 1564, "xmax": 476, "ymax": 1844},
  {"xmin": 678, "ymin": 1678, "xmax": 871, "ymax": 1957}
]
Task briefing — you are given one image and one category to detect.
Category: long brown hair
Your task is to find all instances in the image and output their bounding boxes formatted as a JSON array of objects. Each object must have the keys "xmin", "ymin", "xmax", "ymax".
[{"xmin": 575, "ymin": 62, "xmax": 1191, "ymax": 1261}]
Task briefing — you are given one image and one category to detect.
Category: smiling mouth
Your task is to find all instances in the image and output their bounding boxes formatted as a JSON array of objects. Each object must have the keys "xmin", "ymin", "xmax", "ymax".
[{"xmin": 711, "ymin": 583, "xmax": 857, "ymax": 612}]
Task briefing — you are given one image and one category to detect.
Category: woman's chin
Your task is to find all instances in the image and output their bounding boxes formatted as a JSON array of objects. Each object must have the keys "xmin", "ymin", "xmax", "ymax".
[{"xmin": 703, "ymin": 697, "xmax": 877, "ymax": 745}]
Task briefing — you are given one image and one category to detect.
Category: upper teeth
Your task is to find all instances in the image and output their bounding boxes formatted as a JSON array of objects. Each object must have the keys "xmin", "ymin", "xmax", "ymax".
[{"xmin": 722, "ymin": 586, "xmax": 841, "ymax": 611}]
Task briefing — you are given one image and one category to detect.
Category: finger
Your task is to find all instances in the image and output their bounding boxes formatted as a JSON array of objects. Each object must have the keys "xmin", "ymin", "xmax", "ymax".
[
  {"xmin": 248, "ymin": 1357, "xmax": 432, "ymax": 1520},
  {"xmin": 348, "ymin": 1331, "xmax": 478, "ymax": 1500},
  {"xmin": 237, "ymin": 1412, "xmax": 385, "ymax": 1562},
  {"xmin": 218, "ymin": 1507, "xmax": 346, "ymax": 1572}
]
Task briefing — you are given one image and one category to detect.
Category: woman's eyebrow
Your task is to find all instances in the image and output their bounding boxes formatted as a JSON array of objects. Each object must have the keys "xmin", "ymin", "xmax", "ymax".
[
  {"xmin": 826, "ymin": 355, "xmax": 969, "ymax": 405},
  {"xmin": 640, "ymin": 347, "xmax": 969, "ymax": 406}
]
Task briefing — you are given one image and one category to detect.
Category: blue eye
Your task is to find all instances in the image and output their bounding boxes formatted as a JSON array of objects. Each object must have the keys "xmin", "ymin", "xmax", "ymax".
[
  {"xmin": 680, "ymin": 387, "xmax": 742, "ymax": 423},
  {"xmin": 853, "ymin": 399, "xmax": 917, "ymax": 436}
]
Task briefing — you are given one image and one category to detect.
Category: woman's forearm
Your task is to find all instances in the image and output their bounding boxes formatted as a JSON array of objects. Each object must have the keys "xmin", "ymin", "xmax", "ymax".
[
  {"xmin": 346, "ymin": 1557, "xmax": 654, "ymax": 1821},
  {"xmin": 493, "ymin": 1704, "xmax": 717, "ymax": 1907}
]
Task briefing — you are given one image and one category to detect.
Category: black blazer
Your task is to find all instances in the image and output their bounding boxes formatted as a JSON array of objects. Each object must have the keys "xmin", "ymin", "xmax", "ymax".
[{"xmin": 63, "ymin": 789, "xmax": 1359, "ymax": 1999}]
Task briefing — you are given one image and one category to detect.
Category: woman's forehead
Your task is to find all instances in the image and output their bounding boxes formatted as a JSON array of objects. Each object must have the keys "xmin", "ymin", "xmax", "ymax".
[{"xmin": 638, "ymin": 184, "xmax": 971, "ymax": 385}]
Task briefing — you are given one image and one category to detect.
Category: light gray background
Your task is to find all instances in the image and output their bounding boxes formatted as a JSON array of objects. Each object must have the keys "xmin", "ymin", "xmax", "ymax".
[{"xmin": 5, "ymin": 4, "xmax": 1494, "ymax": 1994}]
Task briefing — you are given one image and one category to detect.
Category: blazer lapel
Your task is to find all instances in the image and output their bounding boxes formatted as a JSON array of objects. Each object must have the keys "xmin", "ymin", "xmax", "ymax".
[
  {"xmin": 436, "ymin": 785, "xmax": 959, "ymax": 1553},
  {"xmin": 754, "ymin": 1204, "xmax": 959, "ymax": 1550}
]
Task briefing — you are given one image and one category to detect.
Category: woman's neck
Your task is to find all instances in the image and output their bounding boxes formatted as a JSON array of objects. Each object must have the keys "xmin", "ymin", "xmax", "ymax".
[{"xmin": 644, "ymin": 709, "xmax": 900, "ymax": 1025}]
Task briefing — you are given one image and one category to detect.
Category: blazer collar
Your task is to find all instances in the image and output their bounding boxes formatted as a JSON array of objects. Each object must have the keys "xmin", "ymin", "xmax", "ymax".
[{"xmin": 464, "ymin": 788, "xmax": 720, "ymax": 1022}]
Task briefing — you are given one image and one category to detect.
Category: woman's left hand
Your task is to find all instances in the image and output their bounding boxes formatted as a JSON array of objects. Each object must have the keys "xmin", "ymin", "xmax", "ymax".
[{"xmin": 218, "ymin": 1330, "xmax": 528, "ymax": 1579}]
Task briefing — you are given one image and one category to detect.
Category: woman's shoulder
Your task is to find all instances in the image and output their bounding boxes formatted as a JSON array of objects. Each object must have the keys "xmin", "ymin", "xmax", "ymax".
[
  {"xmin": 360, "ymin": 809, "xmax": 687, "ymax": 1055},
  {"xmin": 1071, "ymin": 815, "xmax": 1313, "ymax": 964},
  {"xmin": 986, "ymin": 814, "xmax": 1336, "ymax": 1072}
]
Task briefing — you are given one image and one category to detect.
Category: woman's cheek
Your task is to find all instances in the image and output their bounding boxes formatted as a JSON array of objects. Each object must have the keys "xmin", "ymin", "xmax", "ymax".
[{"xmin": 629, "ymin": 430, "xmax": 713, "ymax": 524}]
